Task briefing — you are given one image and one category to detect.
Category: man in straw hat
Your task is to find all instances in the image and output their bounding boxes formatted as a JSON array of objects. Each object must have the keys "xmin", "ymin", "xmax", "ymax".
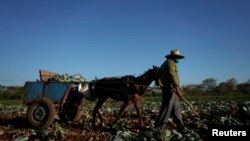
[{"xmin": 154, "ymin": 49, "xmax": 187, "ymax": 132}]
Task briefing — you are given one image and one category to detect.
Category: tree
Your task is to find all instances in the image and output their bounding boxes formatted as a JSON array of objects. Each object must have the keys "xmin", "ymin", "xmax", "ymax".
[
  {"xmin": 201, "ymin": 78, "xmax": 217, "ymax": 92},
  {"xmin": 226, "ymin": 78, "xmax": 238, "ymax": 92},
  {"xmin": 216, "ymin": 82, "xmax": 228, "ymax": 94},
  {"xmin": 216, "ymin": 78, "xmax": 238, "ymax": 94},
  {"xmin": 238, "ymin": 81, "xmax": 250, "ymax": 94},
  {"xmin": 182, "ymin": 84, "xmax": 203, "ymax": 95}
]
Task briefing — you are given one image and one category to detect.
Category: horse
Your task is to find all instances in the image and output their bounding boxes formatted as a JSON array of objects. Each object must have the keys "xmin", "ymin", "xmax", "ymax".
[{"xmin": 89, "ymin": 66, "xmax": 159, "ymax": 127}]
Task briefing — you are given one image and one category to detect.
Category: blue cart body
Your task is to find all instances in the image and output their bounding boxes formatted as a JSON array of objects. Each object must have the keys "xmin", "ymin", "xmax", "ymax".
[
  {"xmin": 24, "ymin": 82, "xmax": 73, "ymax": 103},
  {"xmin": 24, "ymin": 70, "xmax": 86, "ymax": 129}
]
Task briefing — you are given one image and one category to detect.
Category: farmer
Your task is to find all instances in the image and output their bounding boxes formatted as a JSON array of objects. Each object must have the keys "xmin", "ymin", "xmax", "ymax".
[{"xmin": 154, "ymin": 49, "xmax": 187, "ymax": 131}]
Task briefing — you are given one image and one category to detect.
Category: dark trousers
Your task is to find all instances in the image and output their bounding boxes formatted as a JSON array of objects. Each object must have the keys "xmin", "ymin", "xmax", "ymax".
[{"xmin": 154, "ymin": 90, "xmax": 184, "ymax": 129}]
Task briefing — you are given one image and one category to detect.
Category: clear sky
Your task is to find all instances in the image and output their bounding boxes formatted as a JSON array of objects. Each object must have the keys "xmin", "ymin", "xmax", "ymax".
[{"xmin": 0, "ymin": 0, "xmax": 250, "ymax": 86}]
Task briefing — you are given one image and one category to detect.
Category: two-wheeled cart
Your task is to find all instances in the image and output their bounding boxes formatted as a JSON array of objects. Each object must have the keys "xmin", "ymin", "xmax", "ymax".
[{"xmin": 24, "ymin": 70, "xmax": 84, "ymax": 130}]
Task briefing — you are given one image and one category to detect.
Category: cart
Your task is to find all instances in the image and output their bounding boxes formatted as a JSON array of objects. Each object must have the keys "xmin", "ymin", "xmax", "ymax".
[{"xmin": 24, "ymin": 70, "xmax": 85, "ymax": 130}]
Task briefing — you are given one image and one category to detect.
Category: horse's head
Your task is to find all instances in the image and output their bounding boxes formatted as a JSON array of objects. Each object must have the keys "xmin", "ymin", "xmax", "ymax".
[
  {"xmin": 136, "ymin": 65, "xmax": 160, "ymax": 86},
  {"xmin": 152, "ymin": 65, "xmax": 160, "ymax": 85}
]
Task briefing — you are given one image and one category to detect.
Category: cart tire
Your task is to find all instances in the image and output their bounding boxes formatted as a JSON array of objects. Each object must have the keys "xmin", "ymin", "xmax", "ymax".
[
  {"xmin": 27, "ymin": 97, "xmax": 56, "ymax": 130},
  {"xmin": 59, "ymin": 103, "xmax": 83, "ymax": 122}
]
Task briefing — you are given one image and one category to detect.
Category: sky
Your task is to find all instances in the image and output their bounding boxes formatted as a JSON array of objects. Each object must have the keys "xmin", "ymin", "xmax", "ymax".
[{"xmin": 0, "ymin": 0, "xmax": 250, "ymax": 86}]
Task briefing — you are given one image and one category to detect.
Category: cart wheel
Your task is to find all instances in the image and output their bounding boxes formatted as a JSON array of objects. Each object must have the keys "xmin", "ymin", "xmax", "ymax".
[
  {"xmin": 59, "ymin": 103, "xmax": 83, "ymax": 122},
  {"xmin": 27, "ymin": 97, "xmax": 56, "ymax": 130}
]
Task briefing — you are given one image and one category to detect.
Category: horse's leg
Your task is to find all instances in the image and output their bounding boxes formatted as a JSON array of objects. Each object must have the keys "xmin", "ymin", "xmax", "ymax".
[
  {"xmin": 114, "ymin": 99, "xmax": 132, "ymax": 124},
  {"xmin": 92, "ymin": 97, "xmax": 107, "ymax": 127},
  {"xmin": 133, "ymin": 94, "xmax": 144, "ymax": 126}
]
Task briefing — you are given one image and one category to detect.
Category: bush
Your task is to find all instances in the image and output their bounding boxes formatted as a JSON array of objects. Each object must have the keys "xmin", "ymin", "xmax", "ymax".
[{"xmin": 0, "ymin": 86, "xmax": 24, "ymax": 100}]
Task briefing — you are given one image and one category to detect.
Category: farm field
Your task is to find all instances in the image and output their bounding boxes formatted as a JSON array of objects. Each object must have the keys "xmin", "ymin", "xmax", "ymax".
[{"xmin": 0, "ymin": 94, "xmax": 250, "ymax": 141}]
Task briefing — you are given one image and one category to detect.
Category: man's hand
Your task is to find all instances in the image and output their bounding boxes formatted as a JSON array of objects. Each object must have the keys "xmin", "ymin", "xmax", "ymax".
[
  {"xmin": 158, "ymin": 79, "xmax": 163, "ymax": 88},
  {"xmin": 176, "ymin": 87, "xmax": 184, "ymax": 100}
]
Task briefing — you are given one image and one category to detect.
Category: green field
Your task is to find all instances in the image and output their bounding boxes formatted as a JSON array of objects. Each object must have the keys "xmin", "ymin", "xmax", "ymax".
[
  {"xmin": 1, "ymin": 92, "xmax": 250, "ymax": 106},
  {"xmin": 1, "ymin": 90, "xmax": 250, "ymax": 141},
  {"xmin": 142, "ymin": 91, "xmax": 250, "ymax": 103},
  {"xmin": 0, "ymin": 99, "xmax": 23, "ymax": 105}
]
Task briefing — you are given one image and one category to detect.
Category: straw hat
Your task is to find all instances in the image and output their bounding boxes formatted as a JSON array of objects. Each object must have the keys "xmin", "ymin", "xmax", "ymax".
[{"xmin": 165, "ymin": 49, "xmax": 185, "ymax": 59}]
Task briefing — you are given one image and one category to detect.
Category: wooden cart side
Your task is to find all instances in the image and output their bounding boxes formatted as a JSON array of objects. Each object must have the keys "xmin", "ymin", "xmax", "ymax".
[
  {"xmin": 60, "ymin": 83, "xmax": 73, "ymax": 107},
  {"xmin": 39, "ymin": 69, "xmax": 58, "ymax": 82}
]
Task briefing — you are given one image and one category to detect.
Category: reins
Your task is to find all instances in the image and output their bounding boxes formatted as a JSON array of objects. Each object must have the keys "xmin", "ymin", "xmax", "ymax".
[
  {"xmin": 89, "ymin": 80, "xmax": 153, "ymax": 92},
  {"xmin": 83, "ymin": 67, "xmax": 159, "ymax": 93}
]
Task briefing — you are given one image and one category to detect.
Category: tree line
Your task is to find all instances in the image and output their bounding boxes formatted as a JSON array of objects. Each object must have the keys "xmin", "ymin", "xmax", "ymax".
[
  {"xmin": 182, "ymin": 78, "xmax": 250, "ymax": 95},
  {"xmin": 0, "ymin": 85, "xmax": 24, "ymax": 99},
  {"xmin": 1, "ymin": 78, "xmax": 250, "ymax": 100}
]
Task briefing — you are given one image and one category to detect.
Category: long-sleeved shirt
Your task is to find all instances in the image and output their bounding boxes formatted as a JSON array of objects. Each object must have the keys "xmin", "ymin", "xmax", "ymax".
[{"xmin": 159, "ymin": 59, "xmax": 180, "ymax": 92}]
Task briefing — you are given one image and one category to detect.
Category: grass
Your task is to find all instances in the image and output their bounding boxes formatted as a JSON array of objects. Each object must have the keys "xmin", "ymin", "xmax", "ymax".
[
  {"xmin": 142, "ymin": 92, "xmax": 250, "ymax": 103},
  {"xmin": 1, "ymin": 92, "xmax": 250, "ymax": 106},
  {"xmin": 186, "ymin": 93, "xmax": 250, "ymax": 102},
  {"xmin": 0, "ymin": 99, "xmax": 24, "ymax": 106}
]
